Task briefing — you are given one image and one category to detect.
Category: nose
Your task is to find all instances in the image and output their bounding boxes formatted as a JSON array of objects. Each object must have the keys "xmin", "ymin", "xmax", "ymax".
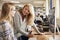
[{"xmin": 25, "ymin": 10, "xmax": 28, "ymax": 12}]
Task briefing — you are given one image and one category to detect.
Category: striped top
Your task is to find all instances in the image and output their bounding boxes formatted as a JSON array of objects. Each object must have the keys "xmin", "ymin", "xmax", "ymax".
[{"xmin": 0, "ymin": 20, "xmax": 15, "ymax": 40}]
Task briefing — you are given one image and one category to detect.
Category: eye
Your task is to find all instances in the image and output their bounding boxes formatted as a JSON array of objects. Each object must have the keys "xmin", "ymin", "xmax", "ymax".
[{"xmin": 27, "ymin": 9, "xmax": 29, "ymax": 12}]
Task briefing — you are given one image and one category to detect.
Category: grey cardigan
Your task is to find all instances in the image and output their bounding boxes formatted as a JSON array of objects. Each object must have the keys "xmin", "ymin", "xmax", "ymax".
[{"xmin": 13, "ymin": 12, "xmax": 41, "ymax": 37}]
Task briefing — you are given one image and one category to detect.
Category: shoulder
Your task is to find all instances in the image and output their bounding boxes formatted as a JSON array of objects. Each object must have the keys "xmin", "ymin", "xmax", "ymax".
[
  {"xmin": 3, "ymin": 20, "xmax": 11, "ymax": 27},
  {"xmin": 14, "ymin": 11, "xmax": 21, "ymax": 19},
  {"xmin": 15, "ymin": 11, "xmax": 21, "ymax": 16}
]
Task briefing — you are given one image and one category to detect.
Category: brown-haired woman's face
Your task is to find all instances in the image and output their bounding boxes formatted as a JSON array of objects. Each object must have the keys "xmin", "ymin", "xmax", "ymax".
[
  {"xmin": 10, "ymin": 6, "xmax": 16, "ymax": 17},
  {"xmin": 22, "ymin": 6, "xmax": 30, "ymax": 16}
]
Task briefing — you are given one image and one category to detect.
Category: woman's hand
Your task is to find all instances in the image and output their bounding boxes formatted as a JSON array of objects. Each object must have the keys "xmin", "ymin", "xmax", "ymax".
[
  {"xmin": 28, "ymin": 34, "xmax": 34, "ymax": 38},
  {"xmin": 39, "ymin": 33, "xmax": 45, "ymax": 35}
]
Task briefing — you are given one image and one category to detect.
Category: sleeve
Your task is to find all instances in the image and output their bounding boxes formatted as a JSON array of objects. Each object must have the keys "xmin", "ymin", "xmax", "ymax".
[
  {"xmin": 26, "ymin": 25, "xmax": 32, "ymax": 32},
  {"xmin": 13, "ymin": 13, "xmax": 21, "ymax": 34},
  {"xmin": 19, "ymin": 28, "xmax": 29, "ymax": 36}
]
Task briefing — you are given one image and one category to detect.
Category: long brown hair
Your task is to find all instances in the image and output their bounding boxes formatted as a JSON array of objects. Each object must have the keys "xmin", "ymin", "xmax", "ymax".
[{"xmin": 0, "ymin": 3, "xmax": 14, "ymax": 22}]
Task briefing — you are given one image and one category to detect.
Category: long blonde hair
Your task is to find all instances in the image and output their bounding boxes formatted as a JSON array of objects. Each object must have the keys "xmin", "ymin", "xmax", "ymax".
[
  {"xmin": 0, "ymin": 3, "xmax": 14, "ymax": 23},
  {"xmin": 19, "ymin": 4, "xmax": 35, "ymax": 26}
]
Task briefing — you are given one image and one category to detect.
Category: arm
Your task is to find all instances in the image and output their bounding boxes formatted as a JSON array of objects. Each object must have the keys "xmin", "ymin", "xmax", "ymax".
[
  {"xmin": 14, "ymin": 13, "xmax": 30, "ymax": 36},
  {"xmin": 19, "ymin": 25, "xmax": 34, "ymax": 37},
  {"xmin": 32, "ymin": 23, "xmax": 44, "ymax": 34},
  {"xmin": 19, "ymin": 28, "xmax": 29, "ymax": 36}
]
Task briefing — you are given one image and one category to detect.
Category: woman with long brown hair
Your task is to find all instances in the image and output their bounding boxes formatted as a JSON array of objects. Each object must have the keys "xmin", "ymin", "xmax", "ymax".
[{"xmin": 0, "ymin": 3, "xmax": 16, "ymax": 40}]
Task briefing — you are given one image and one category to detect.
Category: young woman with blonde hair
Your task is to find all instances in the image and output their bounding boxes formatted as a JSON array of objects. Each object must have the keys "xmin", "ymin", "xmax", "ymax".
[
  {"xmin": 0, "ymin": 3, "xmax": 16, "ymax": 40},
  {"xmin": 14, "ymin": 4, "xmax": 45, "ymax": 40}
]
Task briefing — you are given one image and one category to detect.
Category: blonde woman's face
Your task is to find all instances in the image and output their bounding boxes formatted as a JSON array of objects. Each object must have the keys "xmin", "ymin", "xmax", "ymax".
[
  {"xmin": 22, "ymin": 6, "xmax": 30, "ymax": 16},
  {"xmin": 10, "ymin": 6, "xmax": 16, "ymax": 17}
]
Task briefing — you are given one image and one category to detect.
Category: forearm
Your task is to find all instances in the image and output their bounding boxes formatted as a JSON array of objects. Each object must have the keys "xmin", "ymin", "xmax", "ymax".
[
  {"xmin": 19, "ymin": 29, "xmax": 29, "ymax": 36},
  {"xmin": 33, "ymin": 23, "xmax": 41, "ymax": 34}
]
